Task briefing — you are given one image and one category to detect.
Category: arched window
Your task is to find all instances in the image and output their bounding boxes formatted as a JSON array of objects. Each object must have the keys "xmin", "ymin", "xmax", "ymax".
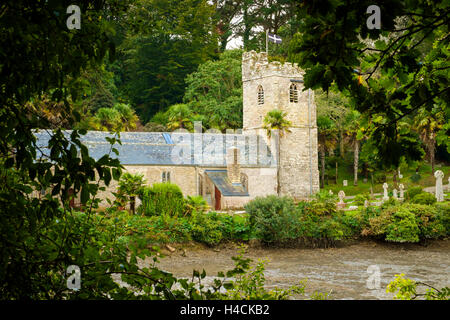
[
  {"xmin": 257, "ymin": 85, "xmax": 264, "ymax": 105},
  {"xmin": 289, "ymin": 83, "xmax": 298, "ymax": 103}
]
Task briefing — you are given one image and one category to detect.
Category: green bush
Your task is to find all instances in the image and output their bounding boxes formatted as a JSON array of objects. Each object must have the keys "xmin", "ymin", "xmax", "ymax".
[
  {"xmin": 190, "ymin": 211, "xmax": 223, "ymax": 246},
  {"xmin": 407, "ymin": 186, "xmax": 423, "ymax": 201},
  {"xmin": 407, "ymin": 204, "xmax": 445, "ymax": 239},
  {"xmin": 373, "ymin": 172, "xmax": 387, "ymax": 183},
  {"xmin": 366, "ymin": 203, "xmax": 446, "ymax": 243},
  {"xmin": 411, "ymin": 192, "xmax": 436, "ymax": 205},
  {"xmin": 385, "ymin": 208, "xmax": 420, "ymax": 243},
  {"xmin": 409, "ymin": 173, "xmax": 422, "ymax": 183},
  {"xmin": 245, "ymin": 195, "xmax": 298, "ymax": 243},
  {"xmin": 184, "ymin": 195, "xmax": 209, "ymax": 216},
  {"xmin": 354, "ymin": 193, "xmax": 371, "ymax": 206},
  {"xmin": 138, "ymin": 183, "xmax": 185, "ymax": 217},
  {"xmin": 435, "ymin": 203, "xmax": 450, "ymax": 235}
]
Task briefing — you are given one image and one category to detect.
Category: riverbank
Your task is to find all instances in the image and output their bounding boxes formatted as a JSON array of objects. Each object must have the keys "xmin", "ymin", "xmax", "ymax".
[{"xmin": 152, "ymin": 239, "xmax": 450, "ymax": 300}]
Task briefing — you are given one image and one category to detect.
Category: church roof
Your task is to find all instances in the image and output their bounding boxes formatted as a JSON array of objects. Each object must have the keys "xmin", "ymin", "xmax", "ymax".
[
  {"xmin": 33, "ymin": 130, "xmax": 274, "ymax": 167},
  {"xmin": 205, "ymin": 170, "xmax": 249, "ymax": 197}
]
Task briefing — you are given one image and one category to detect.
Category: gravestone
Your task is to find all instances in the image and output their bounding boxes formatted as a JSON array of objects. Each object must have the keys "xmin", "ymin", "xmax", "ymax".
[
  {"xmin": 364, "ymin": 200, "xmax": 369, "ymax": 208},
  {"xmin": 448, "ymin": 177, "xmax": 450, "ymax": 192},
  {"xmin": 399, "ymin": 184, "xmax": 405, "ymax": 201},
  {"xmin": 382, "ymin": 183, "xmax": 389, "ymax": 201},
  {"xmin": 393, "ymin": 189, "xmax": 398, "ymax": 200},
  {"xmin": 329, "ymin": 190, "xmax": 334, "ymax": 195},
  {"xmin": 434, "ymin": 170, "xmax": 444, "ymax": 202},
  {"xmin": 337, "ymin": 190, "xmax": 346, "ymax": 209},
  {"xmin": 343, "ymin": 180, "xmax": 348, "ymax": 187},
  {"xmin": 363, "ymin": 178, "xmax": 368, "ymax": 183}
]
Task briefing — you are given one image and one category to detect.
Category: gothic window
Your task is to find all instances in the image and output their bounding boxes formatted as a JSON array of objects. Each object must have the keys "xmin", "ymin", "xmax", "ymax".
[
  {"xmin": 289, "ymin": 83, "xmax": 298, "ymax": 103},
  {"xmin": 257, "ymin": 85, "xmax": 264, "ymax": 105},
  {"xmin": 162, "ymin": 171, "xmax": 171, "ymax": 182}
]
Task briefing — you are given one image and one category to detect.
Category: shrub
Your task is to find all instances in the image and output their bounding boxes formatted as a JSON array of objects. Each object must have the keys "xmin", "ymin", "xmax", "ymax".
[
  {"xmin": 385, "ymin": 208, "xmax": 420, "ymax": 243},
  {"xmin": 411, "ymin": 192, "xmax": 436, "ymax": 205},
  {"xmin": 190, "ymin": 211, "xmax": 223, "ymax": 246},
  {"xmin": 115, "ymin": 172, "xmax": 146, "ymax": 214},
  {"xmin": 435, "ymin": 203, "xmax": 450, "ymax": 235},
  {"xmin": 354, "ymin": 193, "xmax": 371, "ymax": 206},
  {"xmin": 409, "ymin": 173, "xmax": 422, "ymax": 183},
  {"xmin": 245, "ymin": 195, "xmax": 298, "ymax": 243},
  {"xmin": 373, "ymin": 172, "xmax": 387, "ymax": 183},
  {"xmin": 407, "ymin": 204, "xmax": 445, "ymax": 239},
  {"xmin": 138, "ymin": 183, "xmax": 185, "ymax": 217},
  {"xmin": 406, "ymin": 186, "xmax": 423, "ymax": 201},
  {"xmin": 184, "ymin": 195, "xmax": 209, "ymax": 216}
]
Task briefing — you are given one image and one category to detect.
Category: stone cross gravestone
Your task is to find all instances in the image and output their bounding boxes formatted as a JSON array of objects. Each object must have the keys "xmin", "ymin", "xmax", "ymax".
[
  {"xmin": 434, "ymin": 170, "xmax": 444, "ymax": 202},
  {"xmin": 337, "ymin": 190, "xmax": 346, "ymax": 208},
  {"xmin": 399, "ymin": 184, "xmax": 405, "ymax": 201},
  {"xmin": 382, "ymin": 183, "xmax": 389, "ymax": 201}
]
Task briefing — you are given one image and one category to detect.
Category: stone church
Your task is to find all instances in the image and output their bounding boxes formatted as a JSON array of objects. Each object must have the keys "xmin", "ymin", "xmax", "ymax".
[{"xmin": 35, "ymin": 51, "xmax": 320, "ymax": 210}]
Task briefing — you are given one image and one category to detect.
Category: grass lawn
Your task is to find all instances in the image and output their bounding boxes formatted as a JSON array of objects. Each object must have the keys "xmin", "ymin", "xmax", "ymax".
[{"xmin": 323, "ymin": 162, "xmax": 450, "ymax": 196}]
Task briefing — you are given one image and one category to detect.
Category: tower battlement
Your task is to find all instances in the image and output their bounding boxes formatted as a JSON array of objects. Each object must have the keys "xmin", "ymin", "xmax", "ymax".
[{"xmin": 242, "ymin": 50, "xmax": 304, "ymax": 82}]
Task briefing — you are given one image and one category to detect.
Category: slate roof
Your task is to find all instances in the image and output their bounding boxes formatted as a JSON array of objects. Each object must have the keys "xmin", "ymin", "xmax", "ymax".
[
  {"xmin": 205, "ymin": 170, "xmax": 249, "ymax": 197},
  {"xmin": 33, "ymin": 130, "xmax": 275, "ymax": 167}
]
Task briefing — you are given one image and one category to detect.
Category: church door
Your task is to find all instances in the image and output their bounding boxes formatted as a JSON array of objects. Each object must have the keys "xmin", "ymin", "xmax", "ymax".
[{"xmin": 214, "ymin": 186, "xmax": 221, "ymax": 210}]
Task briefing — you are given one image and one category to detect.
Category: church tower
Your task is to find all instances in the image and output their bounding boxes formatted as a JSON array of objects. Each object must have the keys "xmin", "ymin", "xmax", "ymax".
[{"xmin": 242, "ymin": 51, "xmax": 320, "ymax": 199}]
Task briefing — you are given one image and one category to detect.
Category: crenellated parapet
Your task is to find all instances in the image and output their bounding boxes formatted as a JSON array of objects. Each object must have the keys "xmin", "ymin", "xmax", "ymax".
[{"xmin": 242, "ymin": 50, "xmax": 304, "ymax": 82}]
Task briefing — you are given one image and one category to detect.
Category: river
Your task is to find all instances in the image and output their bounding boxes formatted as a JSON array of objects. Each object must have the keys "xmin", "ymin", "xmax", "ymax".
[{"xmin": 154, "ymin": 240, "xmax": 450, "ymax": 300}]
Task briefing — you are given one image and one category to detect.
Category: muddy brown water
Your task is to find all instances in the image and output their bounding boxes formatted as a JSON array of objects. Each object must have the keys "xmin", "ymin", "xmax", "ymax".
[{"xmin": 153, "ymin": 240, "xmax": 450, "ymax": 300}]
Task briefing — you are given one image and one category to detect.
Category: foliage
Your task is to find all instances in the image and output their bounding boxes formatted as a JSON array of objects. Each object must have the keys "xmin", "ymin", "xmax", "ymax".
[
  {"xmin": 263, "ymin": 110, "xmax": 293, "ymax": 139},
  {"xmin": 138, "ymin": 183, "xmax": 185, "ymax": 217},
  {"xmin": 89, "ymin": 103, "xmax": 139, "ymax": 132},
  {"xmin": 409, "ymin": 172, "xmax": 422, "ymax": 183},
  {"xmin": 118, "ymin": 0, "xmax": 219, "ymax": 122},
  {"xmin": 411, "ymin": 192, "xmax": 436, "ymax": 205},
  {"xmin": 353, "ymin": 193, "xmax": 371, "ymax": 206},
  {"xmin": 166, "ymin": 104, "xmax": 194, "ymax": 131},
  {"xmin": 387, "ymin": 274, "xmax": 450, "ymax": 300},
  {"xmin": 289, "ymin": 0, "xmax": 449, "ymax": 168},
  {"xmin": 143, "ymin": 122, "xmax": 167, "ymax": 132},
  {"xmin": 407, "ymin": 186, "xmax": 423, "ymax": 200},
  {"xmin": 365, "ymin": 203, "xmax": 446, "ymax": 242},
  {"xmin": 183, "ymin": 49, "xmax": 243, "ymax": 130},
  {"xmin": 245, "ymin": 195, "xmax": 298, "ymax": 243},
  {"xmin": 189, "ymin": 211, "xmax": 224, "ymax": 246},
  {"xmin": 114, "ymin": 172, "xmax": 146, "ymax": 213},
  {"xmin": 184, "ymin": 195, "xmax": 210, "ymax": 216}
]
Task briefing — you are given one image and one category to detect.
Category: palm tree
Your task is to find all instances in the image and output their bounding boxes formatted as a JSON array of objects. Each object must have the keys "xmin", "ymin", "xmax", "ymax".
[
  {"xmin": 166, "ymin": 104, "xmax": 194, "ymax": 131},
  {"xmin": 414, "ymin": 106, "xmax": 445, "ymax": 174},
  {"xmin": 263, "ymin": 109, "xmax": 292, "ymax": 195},
  {"xmin": 317, "ymin": 116, "xmax": 338, "ymax": 188},
  {"xmin": 344, "ymin": 110, "xmax": 363, "ymax": 186}
]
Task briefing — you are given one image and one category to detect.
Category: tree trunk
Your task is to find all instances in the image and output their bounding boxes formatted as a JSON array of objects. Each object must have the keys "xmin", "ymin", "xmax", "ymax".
[
  {"xmin": 393, "ymin": 170, "xmax": 398, "ymax": 189},
  {"xmin": 130, "ymin": 196, "xmax": 135, "ymax": 215},
  {"xmin": 429, "ymin": 139, "xmax": 435, "ymax": 174},
  {"xmin": 353, "ymin": 140, "xmax": 359, "ymax": 186},
  {"xmin": 335, "ymin": 161, "xmax": 338, "ymax": 185},
  {"xmin": 340, "ymin": 128, "xmax": 344, "ymax": 158}
]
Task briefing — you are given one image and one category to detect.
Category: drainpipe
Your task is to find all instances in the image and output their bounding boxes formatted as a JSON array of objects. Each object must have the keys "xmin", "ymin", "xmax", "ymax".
[{"xmin": 308, "ymin": 88, "xmax": 313, "ymax": 196}]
